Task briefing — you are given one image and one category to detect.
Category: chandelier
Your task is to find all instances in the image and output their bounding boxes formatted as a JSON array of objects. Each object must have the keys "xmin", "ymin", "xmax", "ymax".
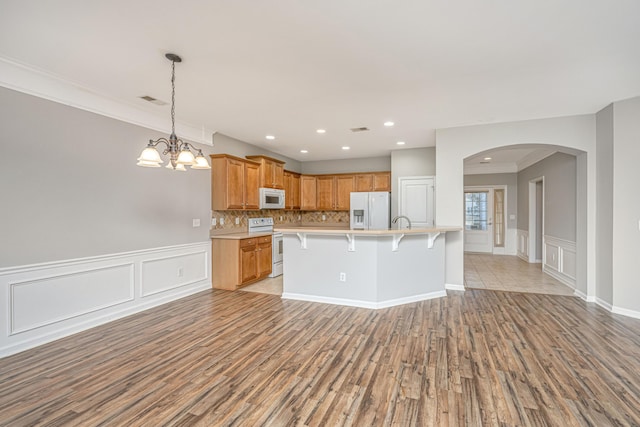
[{"xmin": 137, "ymin": 53, "xmax": 211, "ymax": 171}]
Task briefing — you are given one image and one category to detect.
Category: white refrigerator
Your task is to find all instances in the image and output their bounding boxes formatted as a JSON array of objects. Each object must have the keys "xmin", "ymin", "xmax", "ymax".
[{"xmin": 350, "ymin": 192, "xmax": 391, "ymax": 230}]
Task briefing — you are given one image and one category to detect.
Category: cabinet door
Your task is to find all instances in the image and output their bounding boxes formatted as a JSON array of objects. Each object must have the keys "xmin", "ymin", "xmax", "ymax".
[
  {"xmin": 301, "ymin": 176, "xmax": 317, "ymax": 210},
  {"xmin": 284, "ymin": 172, "xmax": 293, "ymax": 209},
  {"xmin": 226, "ymin": 159, "xmax": 246, "ymax": 209},
  {"xmin": 257, "ymin": 238, "xmax": 272, "ymax": 278},
  {"xmin": 356, "ymin": 174, "xmax": 373, "ymax": 192},
  {"xmin": 240, "ymin": 242, "xmax": 258, "ymax": 284},
  {"xmin": 372, "ymin": 173, "xmax": 391, "ymax": 191},
  {"xmin": 244, "ymin": 162, "xmax": 261, "ymax": 209},
  {"xmin": 273, "ymin": 162, "xmax": 285, "ymax": 189},
  {"xmin": 291, "ymin": 174, "xmax": 301, "ymax": 209},
  {"xmin": 262, "ymin": 160, "xmax": 275, "ymax": 188},
  {"xmin": 316, "ymin": 176, "xmax": 335, "ymax": 210},
  {"xmin": 335, "ymin": 175, "xmax": 355, "ymax": 211}
]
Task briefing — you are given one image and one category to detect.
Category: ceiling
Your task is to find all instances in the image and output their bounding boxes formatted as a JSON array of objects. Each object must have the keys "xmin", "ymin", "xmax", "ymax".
[{"xmin": 1, "ymin": 1, "xmax": 639, "ymax": 162}]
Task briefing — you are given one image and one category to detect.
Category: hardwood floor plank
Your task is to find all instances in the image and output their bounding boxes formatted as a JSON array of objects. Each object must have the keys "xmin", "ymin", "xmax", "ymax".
[{"xmin": 1, "ymin": 284, "xmax": 640, "ymax": 426}]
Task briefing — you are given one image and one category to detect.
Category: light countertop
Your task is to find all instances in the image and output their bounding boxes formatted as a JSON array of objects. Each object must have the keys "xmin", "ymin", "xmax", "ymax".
[
  {"xmin": 274, "ymin": 226, "xmax": 461, "ymax": 235},
  {"xmin": 210, "ymin": 231, "xmax": 273, "ymax": 240}
]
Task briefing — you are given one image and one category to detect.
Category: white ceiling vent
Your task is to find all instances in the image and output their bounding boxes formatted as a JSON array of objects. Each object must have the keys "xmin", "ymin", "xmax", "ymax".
[
  {"xmin": 140, "ymin": 95, "xmax": 167, "ymax": 106},
  {"xmin": 350, "ymin": 127, "xmax": 369, "ymax": 132}
]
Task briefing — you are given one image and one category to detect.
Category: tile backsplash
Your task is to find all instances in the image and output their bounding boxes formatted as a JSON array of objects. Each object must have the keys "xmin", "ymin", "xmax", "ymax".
[{"xmin": 211, "ymin": 210, "xmax": 349, "ymax": 231}]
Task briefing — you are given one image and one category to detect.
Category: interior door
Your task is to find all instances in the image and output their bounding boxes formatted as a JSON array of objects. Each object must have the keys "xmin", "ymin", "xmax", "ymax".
[
  {"xmin": 464, "ymin": 190, "xmax": 493, "ymax": 253},
  {"xmin": 398, "ymin": 176, "xmax": 435, "ymax": 227}
]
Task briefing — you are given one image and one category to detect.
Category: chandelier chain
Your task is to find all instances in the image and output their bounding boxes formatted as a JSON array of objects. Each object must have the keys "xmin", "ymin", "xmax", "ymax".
[{"xmin": 170, "ymin": 59, "xmax": 176, "ymax": 136}]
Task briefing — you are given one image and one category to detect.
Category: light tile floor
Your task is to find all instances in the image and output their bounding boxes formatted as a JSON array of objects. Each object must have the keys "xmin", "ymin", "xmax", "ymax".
[
  {"xmin": 464, "ymin": 253, "xmax": 575, "ymax": 296},
  {"xmin": 240, "ymin": 275, "xmax": 283, "ymax": 295}
]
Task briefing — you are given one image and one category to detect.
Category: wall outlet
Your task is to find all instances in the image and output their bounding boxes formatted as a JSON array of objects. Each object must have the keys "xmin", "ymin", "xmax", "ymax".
[
  {"xmin": 177, "ymin": 267, "xmax": 184, "ymax": 277},
  {"xmin": 220, "ymin": 217, "xmax": 225, "ymax": 225},
  {"xmin": 211, "ymin": 217, "xmax": 216, "ymax": 226},
  {"xmin": 322, "ymin": 214, "xmax": 326, "ymax": 221},
  {"xmin": 339, "ymin": 272, "xmax": 346, "ymax": 282},
  {"xmin": 279, "ymin": 216, "xmax": 283, "ymax": 221},
  {"xmin": 192, "ymin": 219, "xmax": 200, "ymax": 227},
  {"xmin": 235, "ymin": 217, "xmax": 240, "ymax": 225},
  {"xmin": 298, "ymin": 215, "xmax": 301, "ymax": 220}
]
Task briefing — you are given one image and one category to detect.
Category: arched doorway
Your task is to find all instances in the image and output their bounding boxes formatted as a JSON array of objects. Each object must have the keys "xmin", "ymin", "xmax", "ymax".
[{"xmin": 462, "ymin": 144, "xmax": 584, "ymax": 295}]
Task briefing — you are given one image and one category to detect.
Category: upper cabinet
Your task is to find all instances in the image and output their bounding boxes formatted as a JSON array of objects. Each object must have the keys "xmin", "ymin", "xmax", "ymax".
[
  {"xmin": 210, "ymin": 154, "xmax": 260, "ymax": 210},
  {"xmin": 356, "ymin": 172, "xmax": 391, "ymax": 192},
  {"xmin": 246, "ymin": 155, "xmax": 285, "ymax": 189},
  {"xmin": 300, "ymin": 175, "xmax": 317, "ymax": 210},
  {"xmin": 284, "ymin": 170, "xmax": 301, "ymax": 210},
  {"xmin": 317, "ymin": 175, "xmax": 354, "ymax": 211}
]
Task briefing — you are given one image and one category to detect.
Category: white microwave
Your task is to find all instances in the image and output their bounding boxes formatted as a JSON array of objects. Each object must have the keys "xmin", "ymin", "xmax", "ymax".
[{"xmin": 259, "ymin": 188, "xmax": 285, "ymax": 209}]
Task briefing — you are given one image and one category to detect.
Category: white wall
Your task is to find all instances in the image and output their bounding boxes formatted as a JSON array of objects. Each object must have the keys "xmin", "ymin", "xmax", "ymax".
[
  {"xmin": 595, "ymin": 104, "xmax": 614, "ymax": 305},
  {"xmin": 391, "ymin": 148, "xmax": 436, "ymax": 218},
  {"xmin": 611, "ymin": 96, "xmax": 640, "ymax": 316},
  {"xmin": 435, "ymin": 115, "xmax": 596, "ymax": 294}
]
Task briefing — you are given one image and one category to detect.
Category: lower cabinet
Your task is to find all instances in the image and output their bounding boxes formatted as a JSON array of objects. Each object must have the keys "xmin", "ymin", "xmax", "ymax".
[{"xmin": 212, "ymin": 235, "xmax": 272, "ymax": 290}]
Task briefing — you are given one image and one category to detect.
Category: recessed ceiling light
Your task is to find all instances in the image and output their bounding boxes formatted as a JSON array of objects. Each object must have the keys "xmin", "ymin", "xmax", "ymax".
[
  {"xmin": 384, "ymin": 121, "xmax": 395, "ymax": 127},
  {"xmin": 266, "ymin": 135, "xmax": 275, "ymax": 140},
  {"xmin": 300, "ymin": 149, "xmax": 308, "ymax": 153},
  {"xmin": 484, "ymin": 156, "xmax": 492, "ymax": 161},
  {"xmin": 342, "ymin": 146, "xmax": 350, "ymax": 150},
  {"xmin": 316, "ymin": 129, "xmax": 326, "ymax": 134},
  {"xmin": 396, "ymin": 141, "xmax": 405, "ymax": 145}
]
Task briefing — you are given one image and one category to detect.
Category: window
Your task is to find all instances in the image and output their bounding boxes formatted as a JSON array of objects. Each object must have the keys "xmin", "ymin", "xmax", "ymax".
[
  {"xmin": 465, "ymin": 191, "xmax": 488, "ymax": 231},
  {"xmin": 493, "ymin": 189, "xmax": 505, "ymax": 247}
]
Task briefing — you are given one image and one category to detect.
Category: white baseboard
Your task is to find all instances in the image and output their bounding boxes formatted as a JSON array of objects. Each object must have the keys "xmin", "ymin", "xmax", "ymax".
[
  {"xmin": 281, "ymin": 290, "xmax": 447, "ymax": 309},
  {"xmin": 595, "ymin": 297, "xmax": 613, "ymax": 312},
  {"xmin": 445, "ymin": 283, "xmax": 465, "ymax": 292},
  {"xmin": 611, "ymin": 305, "xmax": 640, "ymax": 320},
  {"xmin": 0, "ymin": 242, "xmax": 211, "ymax": 358}
]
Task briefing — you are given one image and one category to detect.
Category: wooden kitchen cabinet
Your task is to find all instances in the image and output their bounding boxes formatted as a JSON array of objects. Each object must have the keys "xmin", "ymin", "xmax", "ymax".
[
  {"xmin": 355, "ymin": 172, "xmax": 391, "ymax": 192},
  {"xmin": 246, "ymin": 155, "xmax": 285, "ymax": 189},
  {"xmin": 301, "ymin": 175, "xmax": 317, "ymax": 210},
  {"xmin": 210, "ymin": 154, "xmax": 260, "ymax": 210},
  {"xmin": 284, "ymin": 170, "xmax": 301, "ymax": 210},
  {"xmin": 212, "ymin": 235, "xmax": 272, "ymax": 290},
  {"xmin": 316, "ymin": 175, "xmax": 355, "ymax": 210}
]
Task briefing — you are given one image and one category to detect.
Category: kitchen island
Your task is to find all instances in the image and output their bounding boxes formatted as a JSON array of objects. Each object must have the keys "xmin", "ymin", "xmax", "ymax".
[{"xmin": 274, "ymin": 225, "xmax": 461, "ymax": 309}]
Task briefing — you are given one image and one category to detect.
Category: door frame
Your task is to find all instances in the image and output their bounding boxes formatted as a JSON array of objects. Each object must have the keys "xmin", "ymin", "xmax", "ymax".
[
  {"xmin": 464, "ymin": 185, "xmax": 509, "ymax": 254},
  {"xmin": 528, "ymin": 177, "xmax": 544, "ymax": 264}
]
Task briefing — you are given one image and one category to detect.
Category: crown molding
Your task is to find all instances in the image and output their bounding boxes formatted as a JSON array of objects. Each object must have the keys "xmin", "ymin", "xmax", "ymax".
[{"xmin": 0, "ymin": 56, "xmax": 214, "ymax": 146}]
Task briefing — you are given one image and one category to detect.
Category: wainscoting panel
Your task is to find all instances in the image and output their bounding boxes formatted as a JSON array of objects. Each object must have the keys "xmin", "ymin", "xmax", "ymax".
[
  {"xmin": 543, "ymin": 235, "xmax": 576, "ymax": 289},
  {"xmin": 516, "ymin": 229, "xmax": 529, "ymax": 261},
  {"xmin": 10, "ymin": 264, "xmax": 134, "ymax": 335},
  {"xmin": 0, "ymin": 242, "xmax": 211, "ymax": 357},
  {"xmin": 141, "ymin": 250, "xmax": 208, "ymax": 297}
]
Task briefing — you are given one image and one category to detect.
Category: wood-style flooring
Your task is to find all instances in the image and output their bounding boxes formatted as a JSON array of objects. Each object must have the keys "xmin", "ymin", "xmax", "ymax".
[
  {"xmin": 465, "ymin": 253, "xmax": 575, "ymax": 296},
  {"xmin": 1, "ymin": 288, "xmax": 639, "ymax": 426}
]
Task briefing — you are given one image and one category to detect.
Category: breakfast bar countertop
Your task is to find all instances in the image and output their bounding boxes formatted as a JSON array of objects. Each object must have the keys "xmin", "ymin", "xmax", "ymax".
[{"xmin": 274, "ymin": 225, "xmax": 461, "ymax": 235}]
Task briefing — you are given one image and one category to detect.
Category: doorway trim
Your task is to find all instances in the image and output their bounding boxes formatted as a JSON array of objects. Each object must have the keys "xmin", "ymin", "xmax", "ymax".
[
  {"xmin": 528, "ymin": 176, "xmax": 544, "ymax": 264},
  {"xmin": 463, "ymin": 185, "xmax": 509, "ymax": 254}
]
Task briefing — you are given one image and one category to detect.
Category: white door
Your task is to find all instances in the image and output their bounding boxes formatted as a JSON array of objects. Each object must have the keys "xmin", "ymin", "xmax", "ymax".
[
  {"xmin": 398, "ymin": 176, "xmax": 435, "ymax": 227},
  {"xmin": 464, "ymin": 189, "xmax": 493, "ymax": 253}
]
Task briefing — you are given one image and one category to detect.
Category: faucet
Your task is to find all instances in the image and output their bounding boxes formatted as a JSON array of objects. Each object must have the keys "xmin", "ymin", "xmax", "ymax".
[{"xmin": 392, "ymin": 215, "xmax": 412, "ymax": 229}]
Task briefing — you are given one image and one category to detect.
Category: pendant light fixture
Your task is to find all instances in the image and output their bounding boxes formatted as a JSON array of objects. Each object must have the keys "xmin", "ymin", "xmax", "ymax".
[{"xmin": 137, "ymin": 53, "xmax": 211, "ymax": 171}]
